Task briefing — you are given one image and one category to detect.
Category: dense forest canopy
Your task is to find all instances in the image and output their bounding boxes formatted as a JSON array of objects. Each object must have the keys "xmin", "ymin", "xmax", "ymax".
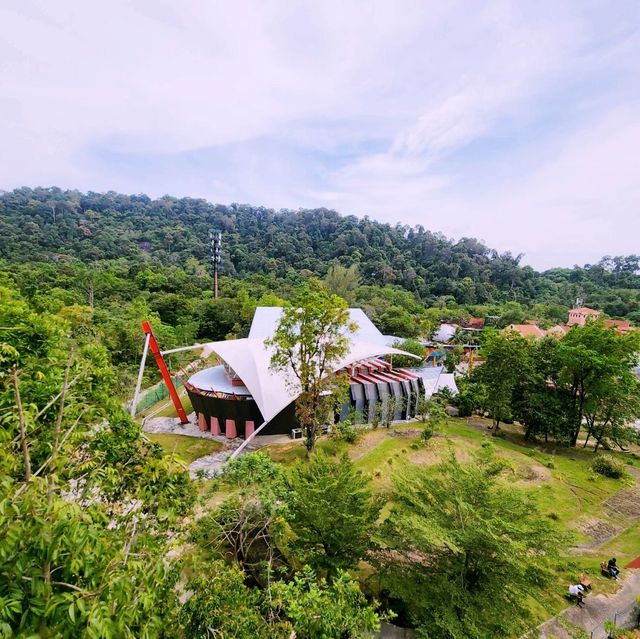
[{"xmin": 1, "ymin": 187, "xmax": 639, "ymax": 317}]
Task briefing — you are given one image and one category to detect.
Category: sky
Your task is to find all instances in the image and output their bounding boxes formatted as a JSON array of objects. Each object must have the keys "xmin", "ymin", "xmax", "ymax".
[{"xmin": 1, "ymin": 1, "xmax": 639, "ymax": 270}]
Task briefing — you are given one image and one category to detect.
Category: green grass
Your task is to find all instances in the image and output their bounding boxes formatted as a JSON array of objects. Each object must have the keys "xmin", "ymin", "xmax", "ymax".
[
  {"xmin": 599, "ymin": 520, "xmax": 640, "ymax": 567},
  {"xmin": 139, "ymin": 391, "xmax": 193, "ymax": 419},
  {"xmin": 147, "ymin": 433, "xmax": 222, "ymax": 464}
]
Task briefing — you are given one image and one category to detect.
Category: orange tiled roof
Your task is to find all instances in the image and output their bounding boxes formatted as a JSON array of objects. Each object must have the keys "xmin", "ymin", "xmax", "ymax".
[
  {"xmin": 604, "ymin": 319, "xmax": 632, "ymax": 333},
  {"xmin": 506, "ymin": 324, "xmax": 546, "ymax": 338}
]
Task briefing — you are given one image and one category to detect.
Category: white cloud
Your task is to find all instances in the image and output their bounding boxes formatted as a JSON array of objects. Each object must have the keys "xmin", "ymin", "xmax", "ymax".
[{"xmin": 0, "ymin": 1, "xmax": 638, "ymax": 268}]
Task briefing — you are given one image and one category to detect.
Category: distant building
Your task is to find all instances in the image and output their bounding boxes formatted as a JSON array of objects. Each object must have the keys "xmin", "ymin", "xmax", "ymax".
[
  {"xmin": 505, "ymin": 323, "xmax": 546, "ymax": 339},
  {"xmin": 604, "ymin": 319, "xmax": 632, "ymax": 334},
  {"xmin": 460, "ymin": 317, "xmax": 485, "ymax": 329},
  {"xmin": 433, "ymin": 323, "xmax": 457, "ymax": 343},
  {"xmin": 567, "ymin": 307, "xmax": 602, "ymax": 326}
]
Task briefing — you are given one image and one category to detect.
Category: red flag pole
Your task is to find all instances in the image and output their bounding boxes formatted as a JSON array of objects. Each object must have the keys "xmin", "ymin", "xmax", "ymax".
[{"xmin": 141, "ymin": 321, "xmax": 189, "ymax": 424}]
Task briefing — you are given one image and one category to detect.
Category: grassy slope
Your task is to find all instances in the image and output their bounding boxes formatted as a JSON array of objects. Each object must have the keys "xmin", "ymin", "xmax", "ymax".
[
  {"xmin": 262, "ymin": 417, "xmax": 640, "ymax": 633},
  {"xmin": 147, "ymin": 433, "xmax": 222, "ymax": 464}
]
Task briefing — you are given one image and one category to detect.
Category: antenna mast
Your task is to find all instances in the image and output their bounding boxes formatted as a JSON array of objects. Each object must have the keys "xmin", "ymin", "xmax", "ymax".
[{"xmin": 209, "ymin": 228, "xmax": 222, "ymax": 299}]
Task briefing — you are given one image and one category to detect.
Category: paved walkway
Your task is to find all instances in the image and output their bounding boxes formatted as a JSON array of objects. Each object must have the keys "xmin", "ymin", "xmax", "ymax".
[
  {"xmin": 536, "ymin": 570, "xmax": 640, "ymax": 638},
  {"xmin": 142, "ymin": 413, "xmax": 283, "ymax": 478}
]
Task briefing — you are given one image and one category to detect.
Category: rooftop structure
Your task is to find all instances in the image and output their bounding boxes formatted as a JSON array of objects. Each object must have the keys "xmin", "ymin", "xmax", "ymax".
[
  {"xmin": 182, "ymin": 307, "xmax": 424, "ymax": 440},
  {"xmin": 506, "ymin": 323, "xmax": 546, "ymax": 339},
  {"xmin": 568, "ymin": 306, "xmax": 602, "ymax": 326},
  {"xmin": 604, "ymin": 319, "xmax": 632, "ymax": 334}
]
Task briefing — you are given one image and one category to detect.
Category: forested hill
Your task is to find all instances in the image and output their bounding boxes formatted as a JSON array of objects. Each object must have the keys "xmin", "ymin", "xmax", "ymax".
[{"xmin": 1, "ymin": 187, "xmax": 639, "ymax": 317}]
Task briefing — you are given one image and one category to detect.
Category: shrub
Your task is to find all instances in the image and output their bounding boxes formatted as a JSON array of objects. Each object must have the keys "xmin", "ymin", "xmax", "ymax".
[
  {"xmin": 333, "ymin": 420, "xmax": 359, "ymax": 444},
  {"xmin": 223, "ymin": 451, "xmax": 285, "ymax": 486},
  {"xmin": 591, "ymin": 454, "xmax": 626, "ymax": 479},
  {"xmin": 421, "ymin": 426, "xmax": 434, "ymax": 442}
]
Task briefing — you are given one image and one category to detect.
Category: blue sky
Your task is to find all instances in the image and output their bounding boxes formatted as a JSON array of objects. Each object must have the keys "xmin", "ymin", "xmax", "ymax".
[{"xmin": 1, "ymin": 1, "xmax": 639, "ymax": 269}]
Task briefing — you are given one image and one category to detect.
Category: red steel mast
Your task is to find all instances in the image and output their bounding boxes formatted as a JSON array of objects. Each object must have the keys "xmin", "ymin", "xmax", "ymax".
[{"xmin": 141, "ymin": 321, "xmax": 189, "ymax": 424}]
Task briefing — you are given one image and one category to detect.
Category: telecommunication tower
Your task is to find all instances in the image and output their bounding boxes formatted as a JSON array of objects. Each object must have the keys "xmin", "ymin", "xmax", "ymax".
[{"xmin": 209, "ymin": 228, "xmax": 222, "ymax": 299}]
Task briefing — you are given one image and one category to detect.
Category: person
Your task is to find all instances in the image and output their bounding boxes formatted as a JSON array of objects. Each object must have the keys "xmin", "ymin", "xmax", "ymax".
[
  {"xmin": 579, "ymin": 573, "xmax": 592, "ymax": 591},
  {"xmin": 568, "ymin": 584, "xmax": 586, "ymax": 607},
  {"xmin": 607, "ymin": 558, "xmax": 620, "ymax": 579}
]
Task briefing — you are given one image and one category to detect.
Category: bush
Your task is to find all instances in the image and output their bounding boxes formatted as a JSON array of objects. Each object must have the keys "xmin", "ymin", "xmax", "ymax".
[
  {"xmin": 222, "ymin": 451, "xmax": 285, "ymax": 486},
  {"xmin": 333, "ymin": 420, "xmax": 359, "ymax": 444},
  {"xmin": 421, "ymin": 426, "xmax": 434, "ymax": 442},
  {"xmin": 591, "ymin": 454, "xmax": 626, "ymax": 479}
]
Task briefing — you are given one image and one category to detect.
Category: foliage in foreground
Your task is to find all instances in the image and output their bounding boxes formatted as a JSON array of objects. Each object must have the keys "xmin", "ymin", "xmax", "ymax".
[
  {"xmin": 0, "ymin": 285, "xmax": 194, "ymax": 637},
  {"xmin": 286, "ymin": 453, "xmax": 381, "ymax": 576},
  {"xmin": 378, "ymin": 446, "xmax": 564, "ymax": 639},
  {"xmin": 1, "ymin": 284, "xmax": 384, "ymax": 638}
]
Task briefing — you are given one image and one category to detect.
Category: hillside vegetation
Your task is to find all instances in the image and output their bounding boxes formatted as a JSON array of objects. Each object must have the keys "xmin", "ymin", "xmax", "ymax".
[{"xmin": 2, "ymin": 187, "xmax": 639, "ymax": 316}]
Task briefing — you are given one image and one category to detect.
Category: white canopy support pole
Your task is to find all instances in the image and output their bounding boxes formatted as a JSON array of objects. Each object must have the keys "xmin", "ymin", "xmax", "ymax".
[
  {"xmin": 161, "ymin": 343, "xmax": 208, "ymax": 356},
  {"xmin": 130, "ymin": 333, "xmax": 151, "ymax": 417},
  {"xmin": 228, "ymin": 418, "xmax": 274, "ymax": 460}
]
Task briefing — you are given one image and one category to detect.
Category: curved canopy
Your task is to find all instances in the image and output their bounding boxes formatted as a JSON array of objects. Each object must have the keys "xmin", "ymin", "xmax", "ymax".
[{"xmin": 190, "ymin": 338, "xmax": 417, "ymax": 424}]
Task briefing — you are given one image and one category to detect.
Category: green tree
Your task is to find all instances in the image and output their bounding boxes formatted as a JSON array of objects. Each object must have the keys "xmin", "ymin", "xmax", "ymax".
[
  {"xmin": 390, "ymin": 338, "xmax": 425, "ymax": 368},
  {"xmin": 324, "ymin": 263, "xmax": 360, "ymax": 305},
  {"xmin": 377, "ymin": 305, "xmax": 416, "ymax": 338},
  {"xmin": 379, "ymin": 448, "xmax": 563, "ymax": 639},
  {"xmin": 180, "ymin": 562, "xmax": 282, "ymax": 639},
  {"xmin": 583, "ymin": 363, "xmax": 640, "ymax": 452},
  {"xmin": 512, "ymin": 337, "xmax": 569, "ymax": 443},
  {"xmin": 267, "ymin": 280, "xmax": 355, "ymax": 452},
  {"xmin": 556, "ymin": 320, "xmax": 640, "ymax": 446},
  {"xmin": 270, "ymin": 567, "xmax": 382, "ymax": 639},
  {"xmin": 286, "ymin": 453, "xmax": 380, "ymax": 576},
  {"xmin": 0, "ymin": 285, "xmax": 195, "ymax": 637},
  {"xmin": 476, "ymin": 329, "xmax": 530, "ymax": 432}
]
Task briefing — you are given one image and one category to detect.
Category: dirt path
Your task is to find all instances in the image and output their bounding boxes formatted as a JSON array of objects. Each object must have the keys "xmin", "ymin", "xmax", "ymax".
[{"xmin": 536, "ymin": 570, "xmax": 640, "ymax": 638}]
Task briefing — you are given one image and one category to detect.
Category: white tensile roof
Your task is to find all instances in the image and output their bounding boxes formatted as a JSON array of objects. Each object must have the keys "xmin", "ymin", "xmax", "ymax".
[
  {"xmin": 190, "ymin": 307, "xmax": 418, "ymax": 424},
  {"xmin": 248, "ymin": 306, "xmax": 391, "ymax": 347},
  {"xmin": 412, "ymin": 365, "xmax": 459, "ymax": 397}
]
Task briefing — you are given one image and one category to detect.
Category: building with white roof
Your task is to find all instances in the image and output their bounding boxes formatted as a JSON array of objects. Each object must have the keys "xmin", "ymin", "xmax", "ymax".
[{"xmin": 181, "ymin": 307, "xmax": 424, "ymax": 439}]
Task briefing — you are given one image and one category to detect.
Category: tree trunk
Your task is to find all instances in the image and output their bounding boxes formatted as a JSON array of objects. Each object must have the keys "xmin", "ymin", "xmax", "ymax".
[
  {"xmin": 583, "ymin": 418, "xmax": 594, "ymax": 448},
  {"xmin": 12, "ymin": 369, "xmax": 31, "ymax": 482}
]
